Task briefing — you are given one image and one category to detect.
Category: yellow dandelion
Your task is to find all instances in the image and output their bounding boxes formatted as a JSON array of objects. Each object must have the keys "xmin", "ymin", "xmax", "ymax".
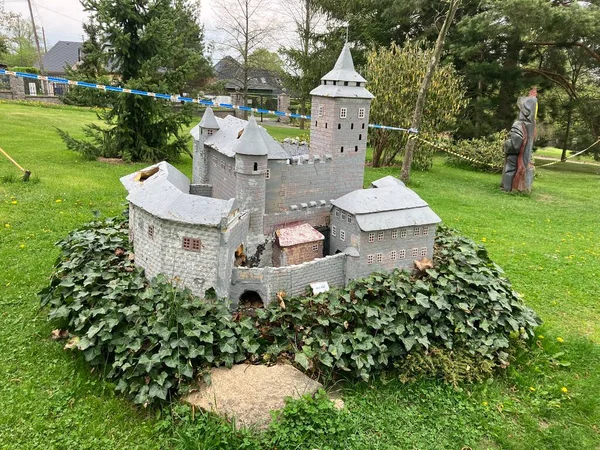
[
  {"xmin": 538, "ymin": 335, "xmax": 544, "ymax": 339},
  {"xmin": 561, "ymin": 387, "xmax": 568, "ymax": 393},
  {"xmin": 19, "ymin": 244, "xmax": 25, "ymax": 249},
  {"xmin": 482, "ymin": 401, "xmax": 488, "ymax": 406},
  {"xmin": 557, "ymin": 337, "xmax": 564, "ymax": 343},
  {"xmin": 529, "ymin": 387, "xmax": 536, "ymax": 392},
  {"xmin": 11, "ymin": 200, "xmax": 17, "ymax": 205},
  {"xmin": 4, "ymin": 223, "xmax": 10, "ymax": 229},
  {"xmin": 55, "ymin": 199, "xmax": 62, "ymax": 203},
  {"xmin": 481, "ymin": 237, "xmax": 487, "ymax": 243}
]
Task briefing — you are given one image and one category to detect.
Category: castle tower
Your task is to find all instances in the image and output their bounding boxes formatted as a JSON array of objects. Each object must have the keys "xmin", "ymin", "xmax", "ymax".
[
  {"xmin": 193, "ymin": 107, "xmax": 220, "ymax": 185},
  {"xmin": 234, "ymin": 116, "xmax": 268, "ymax": 236},
  {"xmin": 309, "ymin": 44, "xmax": 374, "ymax": 164}
]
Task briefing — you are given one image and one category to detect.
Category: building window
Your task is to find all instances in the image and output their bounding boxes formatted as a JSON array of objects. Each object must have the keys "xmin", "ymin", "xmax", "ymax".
[
  {"xmin": 265, "ymin": 169, "xmax": 271, "ymax": 179},
  {"xmin": 338, "ymin": 123, "xmax": 341, "ymax": 130},
  {"xmin": 341, "ymin": 146, "xmax": 344, "ymax": 153},
  {"xmin": 421, "ymin": 247, "xmax": 428, "ymax": 257},
  {"xmin": 183, "ymin": 237, "xmax": 201, "ymax": 252},
  {"xmin": 340, "ymin": 230, "xmax": 346, "ymax": 241},
  {"xmin": 347, "ymin": 215, "xmax": 352, "ymax": 224},
  {"xmin": 376, "ymin": 253, "xmax": 383, "ymax": 263},
  {"xmin": 367, "ymin": 255, "xmax": 374, "ymax": 265},
  {"xmin": 400, "ymin": 229, "xmax": 407, "ymax": 238},
  {"xmin": 390, "ymin": 250, "xmax": 397, "ymax": 261},
  {"xmin": 213, "ymin": 155, "xmax": 217, "ymax": 165},
  {"xmin": 312, "ymin": 244, "xmax": 320, "ymax": 252},
  {"xmin": 358, "ymin": 108, "xmax": 366, "ymax": 119},
  {"xmin": 332, "ymin": 225, "xmax": 337, "ymax": 237},
  {"xmin": 147, "ymin": 224, "xmax": 154, "ymax": 240},
  {"xmin": 325, "ymin": 123, "xmax": 328, "ymax": 129},
  {"xmin": 351, "ymin": 123, "xmax": 354, "ymax": 130},
  {"xmin": 423, "ymin": 227, "xmax": 429, "ymax": 236},
  {"xmin": 340, "ymin": 107, "xmax": 347, "ymax": 119},
  {"xmin": 355, "ymin": 146, "xmax": 358, "ymax": 152},
  {"xmin": 414, "ymin": 227, "xmax": 421, "ymax": 237},
  {"xmin": 341, "ymin": 212, "xmax": 346, "ymax": 221},
  {"xmin": 362, "ymin": 123, "xmax": 365, "ymax": 129},
  {"xmin": 399, "ymin": 249, "xmax": 406, "ymax": 259},
  {"xmin": 315, "ymin": 121, "xmax": 318, "ymax": 127},
  {"xmin": 368, "ymin": 232, "xmax": 375, "ymax": 243},
  {"xmin": 391, "ymin": 230, "xmax": 398, "ymax": 240},
  {"xmin": 411, "ymin": 248, "xmax": 419, "ymax": 258},
  {"xmin": 318, "ymin": 104, "xmax": 324, "ymax": 117},
  {"xmin": 378, "ymin": 231, "xmax": 384, "ymax": 241},
  {"xmin": 335, "ymin": 208, "xmax": 340, "ymax": 218},
  {"xmin": 228, "ymin": 164, "xmax": 233, "ymax": 174},
  {"xmin": 359, "ymin": 134, "xmax": 362, "ymax": 141},
  {"xmin": 253, "ymin": 162, "xmax": 258, "ymax": 172},
  {"xmin": 207, "ymin": 129, "xmax": 214, "ymax": 136}
]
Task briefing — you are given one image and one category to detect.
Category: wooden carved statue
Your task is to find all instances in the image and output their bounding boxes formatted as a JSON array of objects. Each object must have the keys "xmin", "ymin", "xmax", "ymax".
[{"xmin": 501, "ymin": 88, "xmax": 538, "ymax": 193}]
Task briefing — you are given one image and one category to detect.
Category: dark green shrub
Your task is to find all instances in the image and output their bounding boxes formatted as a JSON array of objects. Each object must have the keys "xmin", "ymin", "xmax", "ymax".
[
  {"xmin": 258, "ymin": 226, "xmax": 540, "ymax": 381},
  {"xmin": 39, "ymin": 217, "xmax": 260, "ymax": 406},
  {"xmin": 445, "ymin": 131, "xmax": 507, "ymax": 172}
]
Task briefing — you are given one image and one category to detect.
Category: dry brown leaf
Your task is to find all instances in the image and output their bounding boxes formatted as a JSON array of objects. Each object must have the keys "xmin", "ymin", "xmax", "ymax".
[
  {"xmin": 51, "ymin": 329, "xmax": 69, "ymax": 340},
  {"xmin": 414, "ymin": 257, "xmax": 434, "ymax": 271}
]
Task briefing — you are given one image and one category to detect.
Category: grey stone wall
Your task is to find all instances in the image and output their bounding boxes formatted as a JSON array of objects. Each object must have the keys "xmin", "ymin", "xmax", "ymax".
[
  {"xmin": 263, "ymin": 207, "xmax": 331, "ymax": 235},
  {"xmin": 216, "ymin": 211, "xmax": 250, "ymax": 299},
  {"xmin": 230, "ymin": 252, "xmax": 347, "ymax": 307},
  {"xmin": 329, "ymin": 211, "xmax": 361, "ymax": 254},
  {"xmin": 190, "ymin": 184, "xmax": 212, "ymax": 197},
  {"xmin": 207, "ymin": 148, "xmax": 236, "ymax": 200},
  {"xmin": 235, "ymin": 154, "xmax": 267, "ymax": 236},
  {"xmin": 309, "ymin": 97, "xmax": 371, "ymax": 159},
  {"xmin": 192, "ymin": 135, "xmax": 208, "ymax": 185}
]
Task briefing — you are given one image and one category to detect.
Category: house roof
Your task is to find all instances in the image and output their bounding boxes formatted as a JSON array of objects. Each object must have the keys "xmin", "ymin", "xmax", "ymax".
[
  {"xmin": 233, "ymin": 115, "xmax": 269, "ymax": 156},
  {"xmin": 120, "ymin": 162, "xmax": 237, "ymax": 227},
  {"xmin": 371, "ymin": 175, "xmax": 406, "ymax": 188},
  {"xmin": 321, "ymin": 44, "xmax": 367, "ymax": 84},
  {"xmin": 332, "ymin": 180, "xmax": 441, "ymax": 232},
  {"xmin": 191, "ymin": 115, "xmax": 290, "ymax": 160},
  {"xmin": 214, "ymin": 56, "xmax": 285, "ymax": 95},
  {"xmin": 36, "ymin": 41, "xmax": 82, "ymax": 74},
  {"xmin": 276, "ymin": 223, "xmax": 324, "ymax": 247}
]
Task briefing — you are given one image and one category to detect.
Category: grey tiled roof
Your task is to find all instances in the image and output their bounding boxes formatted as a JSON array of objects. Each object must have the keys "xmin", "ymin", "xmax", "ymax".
[
  {"xmin": 120, "ymin": 162, "xmax": 237, "ymax": 227},
  {"xmin": 214, "ymin": 56, "xmax": 285, "ymax": 95},
  {"xmin": 36, "ymin": 41, "xmax": 82, "ymax": 75},
  {"xmin": 332, "ymin": 179, "xmax": 442, "ymax": 232}
]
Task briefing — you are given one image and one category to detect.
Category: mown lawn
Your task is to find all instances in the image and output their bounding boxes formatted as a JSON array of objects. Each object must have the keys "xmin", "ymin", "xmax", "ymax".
[{"xmin": 1, "ymin": 101, "xmax": 599, "ymax": 449}]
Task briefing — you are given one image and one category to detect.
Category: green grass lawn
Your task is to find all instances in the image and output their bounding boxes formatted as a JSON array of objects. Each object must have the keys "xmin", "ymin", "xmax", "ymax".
[
  {"xmin": 535, "ymin": 146, "xmax": 598, "ymax": 163},
  {"xmin": 1, "ymin": 101, "xmax": 599, "ymax": 449}
]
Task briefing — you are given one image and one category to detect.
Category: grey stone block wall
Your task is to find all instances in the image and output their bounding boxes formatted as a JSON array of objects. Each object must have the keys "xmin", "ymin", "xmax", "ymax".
[
  {"xmin": 263, "ymin": 206, "xmax": 331, "ymax": 235},
  {"xmin": 207, "ymin": 148, "xmax": 236, "ymax": 200},
  {"xmin": 190, "ymin": 184, "xmax": 213, "ymax": 197},
  {"xmin": 235, "ymin": 154, "xmax": 267, "ymax": 236},
  {"xmin": 230, "ymin": 252, "xmax": 347, "ymax": 307}
]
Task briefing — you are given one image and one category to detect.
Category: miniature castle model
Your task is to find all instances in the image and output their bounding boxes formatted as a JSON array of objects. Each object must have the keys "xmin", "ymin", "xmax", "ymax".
[{"xmin": 121, "ymin": 45, "xmax": 441, "ymax": 307}]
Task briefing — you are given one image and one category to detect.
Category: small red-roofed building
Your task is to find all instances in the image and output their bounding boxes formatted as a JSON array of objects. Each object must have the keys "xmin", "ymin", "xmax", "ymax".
[{"xmin": 273, "ymin": 223, "xmax": 325, "ymax": 267}]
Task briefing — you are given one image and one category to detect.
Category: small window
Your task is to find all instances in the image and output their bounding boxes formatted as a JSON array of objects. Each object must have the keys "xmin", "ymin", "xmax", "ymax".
[
  {"xmin": 358, "ymin": 108, "xmax": 366, "ymax": 119},
  {"xmin": 325, "ymin": 123, "xmax": 328, "ymax": 129},
  {"xmin": 315, "ymin": 121, "xmax": 318, "ymax": 127},
  {"xmin": 368, "ymin": 232, "xmax": 375, "ymax": 243},
  {"xmin": 347, "ymin": 215, "xmax": 352, "ymax": 224},
  {"xmin": 265, "ymin": 169, "xmax": 271, "ymax": 180},
  {"xmin": 213, "ymin": 155, "xmax": 217, "ymax": 165},
  {"xmin": 340, "ymin": 108, "xmax": 347, "ymax": 119},
  {"xmin": 421, "ymin": 247, "xmax": 428, "ymax": 257},
  {"xmin": 228, "ymin": 164, "xmax": 232, "ymax": 174},
  {"xmin": 414, "ymin": 227, "xmax": 421, "ymax": 237},
  {"xmin": 359, "ymin": 134, "xmax": 362, "ymax": 141},
  {"xmin": 147, "ymin": 224, "xmax": 154, "ymax": 240},
  {"xmin": 378, "ymin": 231, "xmax": 384, "ymax": 241},
  {"xmin": 335, "ymin": 209, "xmax": 340, "ymax": 218},
  {"xmin": 341, "ymin": 146, "xmax": 344, "ymax": 153},
  {"xmin": 341, "ymin": 212, "xmax": 346, "ymax": 221},
  {"xmin": 183, "ymin": 237, "xmax": 202, "ymax": 252},
  {"xmin": 391, "ymin": 230, "xmax": 398, "ymax": 240},
  {"xmin": 207, "ymin": 129, "xmax": 214, "ymax": 136},
  {"xmin": 376, "ymin": 253, "xmax": 383, "ymax": 263},
  {"xmin": 340, "ymin": 230, "xmax": 346, "ymax": 241},
  {"xmin": 400, "ymin": 229, "xmax": 408, "ymax": 238},
  {"xmin": 338, "ymin": 123, "xmax": 341, "ymax": 130},
  {"xmin": 367, "ymin": 255, "xmax": 374, "ymax": 265},
  {"xmin": 355, "ymin": 146, "xmax": 358, "ymax": 152},
  {"xmin": 344, "ymin": 81, "xmax": 349, "ymax": 86},
  {"xmin": 332, "ymin": 225, "xmax": 337, "ymax": 237},
  {"xmin": 220, "ymin": 160, "xmax": 226, "ymax": 170},
  {"xmin": 253, "ymin": 162, "xmax": 258, "ymax": 172},
  {"xmin": 318, "ymin": 104, "xmax": 324, "ymax": 117},
  {"xmin": 312, "ymin": 244, "xmax": 320, "ymax": 252},
  {"xmin": 423, "ymin": 227, "xmax": 429, "ymax": 236},
  {"xmin": 351, "ymin": 123, "xmax": 354, "ymax": 130},
  {"xmin": 399, "ymin": 249, "xmax": 406, "ymax": 259},
  {"xmin": 390, "ymin": 250, "xmax": 397, "ymax": 261},
  {"xmin": 411, "ymin": 248, "xmax": 419, "ymax": 258}
]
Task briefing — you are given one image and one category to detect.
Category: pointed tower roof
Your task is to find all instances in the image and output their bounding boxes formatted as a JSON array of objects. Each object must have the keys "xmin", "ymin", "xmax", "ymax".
[
  {"xmin": 321, "ymin": 44, "xmax": 367, "ymax": 84},
  {"xmin": 199, "ymin": 107, "xmax": 220, "ymax": 129},
  {"xmin": 233, "ymin": 115, "xmax": 269, "ymax": 156},
  {"xmin": 310, "ymin": 44, "xmax": 374, "ymax": 99}
]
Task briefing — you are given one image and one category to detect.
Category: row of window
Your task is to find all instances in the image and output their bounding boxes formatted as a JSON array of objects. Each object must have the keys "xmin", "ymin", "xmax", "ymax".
[
  {"xmin": 213, "ymin": 155, "xmax": 233, "ymax": 174},
  {"xmin": 331, "ymin": 226, "xmax": 346, "ymax": 241},
  {"xmin": 147, "ymin": 225, "xmax": 202, "ymax": 252},
  {"xmin": 367, "ymin": 247, "xmax": 428, "ymax": 264},
  {"xmin": 314, "ymin": 121, "xmax": 366, "ymax": 132},
  {"xmin": 368, "ymin": 227, "xmax": 429, "ymax": 242},
  {"xmin": 334, "ymin": 209, "xmax": 354, "ymax": 224},
  {"xmin": 318, "ymin": 105, "xmax": 366, "ymax": 120}
]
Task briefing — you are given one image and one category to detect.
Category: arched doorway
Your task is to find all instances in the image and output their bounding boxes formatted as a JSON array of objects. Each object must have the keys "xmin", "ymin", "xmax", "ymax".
[{"xmin": 238, "ymin": 290, "xmax": 264, "ymax": 316}]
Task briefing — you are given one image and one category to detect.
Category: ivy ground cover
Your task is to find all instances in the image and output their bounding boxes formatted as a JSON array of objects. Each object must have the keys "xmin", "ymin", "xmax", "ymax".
[{"xmin": 1, "ymin": 102, "xmax": 599, "ymax": 449}]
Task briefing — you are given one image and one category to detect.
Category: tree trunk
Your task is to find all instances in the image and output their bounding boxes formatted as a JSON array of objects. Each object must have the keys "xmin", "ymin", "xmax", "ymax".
[
  {"xmin": 400, "ymin": 0, "xmax": 460, "ymax": 183},
  {"xmin": 561, "ymin": 106, "xmax": 573, "ymax": 161}
]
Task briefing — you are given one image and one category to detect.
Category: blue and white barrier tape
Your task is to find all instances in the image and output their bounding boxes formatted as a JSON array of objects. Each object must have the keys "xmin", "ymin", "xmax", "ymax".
[{"xmin": 0, "ymin": 69, "xmax": 419, "ymax": 133}]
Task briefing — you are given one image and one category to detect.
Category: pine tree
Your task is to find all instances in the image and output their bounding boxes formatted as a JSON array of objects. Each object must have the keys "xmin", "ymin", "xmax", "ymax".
[{"xmin": 58, "ymin": 0, "xmax": 211, "ymax": 162}]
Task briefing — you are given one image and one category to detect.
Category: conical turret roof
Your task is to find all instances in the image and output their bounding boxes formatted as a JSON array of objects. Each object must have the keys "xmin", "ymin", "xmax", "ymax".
[
  {"xmin": 199, "ymin": 107, "xmax": 220, "ymax": 129},
  {"xmin": 233, "ymin": 115, "xmax": 269, "ymax": 156},
  {"xmin": 321, "ymin": 44, "xmax": 367, "ymax": 84}
]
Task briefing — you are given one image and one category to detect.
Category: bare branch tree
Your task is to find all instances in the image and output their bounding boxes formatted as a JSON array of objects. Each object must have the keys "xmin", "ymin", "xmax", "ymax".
[{"xmin": 213, "ymin": 0, "xmax": 276, "ymax": 117}]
